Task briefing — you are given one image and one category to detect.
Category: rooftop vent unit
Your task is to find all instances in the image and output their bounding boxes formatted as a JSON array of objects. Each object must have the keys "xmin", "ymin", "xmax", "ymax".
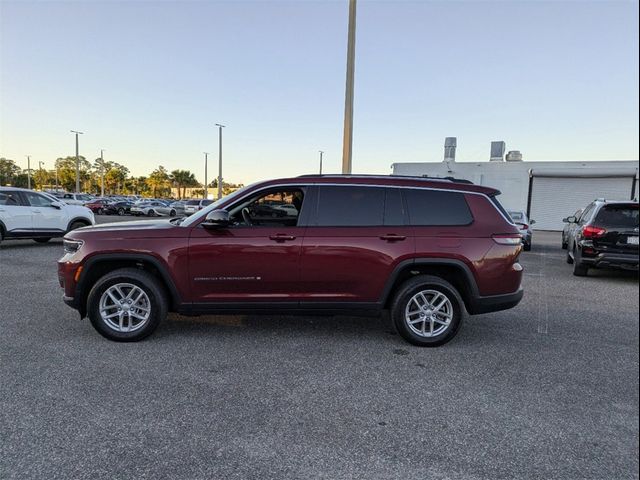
[
  {"xmin": 444, "ymin": 137, "xmax": 457, "ymax": 161},
  {"xmin": 506, "ymin": 150, "xmax": 523, "ymax": 162},
  {"xmin": 490, "ymin": 141, "xmax": 506, "ymax": 162}
]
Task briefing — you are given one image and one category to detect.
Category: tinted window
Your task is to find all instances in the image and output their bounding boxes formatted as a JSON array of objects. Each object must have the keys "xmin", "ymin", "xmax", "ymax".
[
  {"xmin": 186, "ymin": 200, "xmax": 200, "ymax": 205},
  {"xmin": 315, "ymin": 186, "xmax": 384, "ymax": 226},
  {"xmin": 0, "ymin": 191, "xmax": 22, "ymax": 206},
  {"xmin": 384, "ymin": 188, "xmax": 405, "ymax": 226},
  {"xmin": 594, "ymin": 205, "xmax": 639, "ymax": 228},
  {"xmin": 405, "ymin": 189, "xmax": 473, "ymax": 226}
]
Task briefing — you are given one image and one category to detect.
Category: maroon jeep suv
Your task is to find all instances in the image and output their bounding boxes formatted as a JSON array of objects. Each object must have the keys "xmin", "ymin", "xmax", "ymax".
[{"xmin": 58, "ymin": 175, "xmax": 524, "ymax": 346}]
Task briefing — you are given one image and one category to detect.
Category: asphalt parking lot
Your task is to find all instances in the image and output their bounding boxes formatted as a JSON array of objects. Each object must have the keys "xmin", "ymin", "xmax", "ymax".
[{"xmin": 1, "ymin": 219, "xmax": 638, "ymax": 480}]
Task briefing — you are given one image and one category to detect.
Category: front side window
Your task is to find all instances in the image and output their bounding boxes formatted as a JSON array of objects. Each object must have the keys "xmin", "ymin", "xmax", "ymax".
[
  {"xmin": 24, "ymin": 191, "xmax": 54, "ymax": 208},
  {"xmin": 404, "ymin": 189, "xmax": 473, "ymax": 226},
  {"xmin": 228, "ymin": 188, "xmax": 305, "ymax": 227},
  {"xmin": 314, "ymin": 186, "xmax": 385, "ymax": 227}
]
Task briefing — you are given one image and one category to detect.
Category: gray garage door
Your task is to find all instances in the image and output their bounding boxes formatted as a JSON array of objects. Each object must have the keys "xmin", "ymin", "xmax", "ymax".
[{"xmin": 529, "ymin": 176, "xmax": 635, "ymax": 231}]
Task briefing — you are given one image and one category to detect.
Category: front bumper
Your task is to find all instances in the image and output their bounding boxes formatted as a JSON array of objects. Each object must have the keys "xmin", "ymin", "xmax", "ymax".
[
  {"xmin": 581, "ymin": 252, "xmax": 639, "ymax": 271},
  {"xmin": 468, "ymin": 287, "xmax": 524, "ymax": 315}
]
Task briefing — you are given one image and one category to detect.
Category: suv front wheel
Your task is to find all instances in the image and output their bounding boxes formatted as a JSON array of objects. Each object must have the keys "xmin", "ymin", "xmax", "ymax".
[
  {"xmin": 86, "ymin": 268, "xmax": 167, "ymax": 341},
  {"xmin": 390, "ymin": 275, "xmax": 464, "ymax": 347}
]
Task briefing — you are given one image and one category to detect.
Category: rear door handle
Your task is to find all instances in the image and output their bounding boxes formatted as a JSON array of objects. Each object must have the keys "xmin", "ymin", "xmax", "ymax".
[
  {"xmin": 269, "ymin": 234, "xmax": 297, "ymax": 242},
  {"xmin": 380, "ymin": 234, "xmax": 406, "ymax": 242}
]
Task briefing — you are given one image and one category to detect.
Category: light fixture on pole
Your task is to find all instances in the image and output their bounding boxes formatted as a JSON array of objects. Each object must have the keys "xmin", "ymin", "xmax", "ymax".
[
  {"xmin": 341, "ymin": 0, "xmax": 357, "ymax": 174},
  {"xmin": 26, "ymin": 156, "xmax": 31, "ymax": 189},
  {"xmin": 203, "ymin": 152, "xmax": 210, "ymax": 199},
  {"xmin": 215, "ymin": 123, "xmax": 226, "ymax": 200},
  {"xmin": 319, "ymin": 151, "xmax": 324, "ymax": 175},
  {"xmin": 70, "ymin": 130, "xmax": 84, "ymax": 193}
]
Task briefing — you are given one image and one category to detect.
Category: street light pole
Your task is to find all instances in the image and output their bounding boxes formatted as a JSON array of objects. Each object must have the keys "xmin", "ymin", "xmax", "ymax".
[
  {"xmin": 319, "ymin": 151, "xmax": 324, "ymax": 175},
  {"xmin": 215, "ymin": 123, "xmax": 226, "ymax": 200},
  {"xmin": 341, "ymin": 0, "xmax": 357, "ymax": 174},
  {"xmin": 26, "ymin": 155, "xmax": 31, "ymax": 189},
  {"xmin": 100, "ymin": 149, "xmax": 105, "ymax": 197},
  {"xmin": 38, "ymin": 161, "xmax": 44, "ymax": 190},
  {"xmin": 70, "ymin": 130, "xmax": 84, "ymax": 193},
  {"xmin": 203, "ymin": 152, "xmax": 209, "ymax": 199}
]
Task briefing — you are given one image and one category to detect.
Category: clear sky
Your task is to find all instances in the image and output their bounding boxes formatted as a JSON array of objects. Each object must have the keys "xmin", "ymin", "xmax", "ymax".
[{"xmin": 1, "ymin": 0, "xmax": 638, "ymax": 185}]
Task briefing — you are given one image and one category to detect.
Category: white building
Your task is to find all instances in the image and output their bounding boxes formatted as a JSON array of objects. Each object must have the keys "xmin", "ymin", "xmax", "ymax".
[{"xmin": 392, "ymin": 139, "xmax": 639, "ymax": 231}]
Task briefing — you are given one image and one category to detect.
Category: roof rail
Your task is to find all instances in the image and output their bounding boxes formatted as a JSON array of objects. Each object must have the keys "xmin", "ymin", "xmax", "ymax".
[{"xmin": 297, "ymin": 173, "xmax": 474, "ymax": 185}]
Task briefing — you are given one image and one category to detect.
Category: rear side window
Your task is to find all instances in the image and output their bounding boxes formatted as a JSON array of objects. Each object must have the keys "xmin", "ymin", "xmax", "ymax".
[
  {"xmin": 0, "ymin": 191, "xmax": 22, "ymax": 206},
  {"xmin": 315, "ymin": 186, "xmax": 384, "ymax": 226},
  {"xmin": 594, "ymin": 205, "xmax": 639, "ymax": 228},
  {"xmin": 404, "ymin": 189, "xmax": 473, "ymax": 226}
]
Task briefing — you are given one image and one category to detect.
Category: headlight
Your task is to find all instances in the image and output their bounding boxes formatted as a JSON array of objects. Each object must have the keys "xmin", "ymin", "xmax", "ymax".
[{"xmin": 63, "ymin": 239, "xmax": 84, "ymax": 254}]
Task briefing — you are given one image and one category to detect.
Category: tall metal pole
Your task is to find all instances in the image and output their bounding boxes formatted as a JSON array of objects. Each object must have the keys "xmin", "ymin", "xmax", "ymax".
[
  {"xmin": 215, "ymin": 124, "xmax": 225, "ymax": 200},
  {"xmin": 100, "ymin": 149, "xmax": 105, "ymax": 197},
  {"xmin": 39, "ymin": 161, "xmax": 44, "ymax": 189},
  {"xmin": 71, "ymin": 130, "xmax": 83, "ymax": 192},
  {"xmin": 341, "ymin": 0, "xmax": 357, "ymax": 174},
  {"xmin": 26, "ymin": 155, "xmax": 31, "ymax": 189},
  {"xmin": 319, "ymin": 151, "xmax": 324, "ymax": 175},
  {"xmin": 203, "ymin": 152, "xmax": 209, "ymax": 199}
]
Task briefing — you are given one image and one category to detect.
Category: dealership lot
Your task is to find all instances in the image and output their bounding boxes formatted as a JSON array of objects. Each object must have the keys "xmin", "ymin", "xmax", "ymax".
[{"xmin": 1, "ymin": 222, "xmax": 638, "ymax": 479}]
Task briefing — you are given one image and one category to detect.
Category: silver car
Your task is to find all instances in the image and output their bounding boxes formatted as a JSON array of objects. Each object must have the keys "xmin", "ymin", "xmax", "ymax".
[
  {"xmin": 130, "ymin": 201, "xmax": 177, "ymax": 217},
  {"xmin": 508, "ymin": 210, "xmax": 535, "ymax": 251}
]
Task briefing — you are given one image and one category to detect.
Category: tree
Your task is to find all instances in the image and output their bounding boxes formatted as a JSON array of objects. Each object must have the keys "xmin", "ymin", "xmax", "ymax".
[
  {"xmin": 55, "ymin": 156, "xmax": 91, "ymax": 192},
  {"xmin": 0, "ymin": 158, "xmax": 22, "ymax": 186},
  {"xmin": 170, "ymin": 169, "xmax": 199, "ymax": 199},
  {"xmin": 146, "ymin": 166, "xmax": 171, "ymax": 197}
]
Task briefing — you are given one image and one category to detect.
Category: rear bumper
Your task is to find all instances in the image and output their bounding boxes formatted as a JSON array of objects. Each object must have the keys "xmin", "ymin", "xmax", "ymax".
[
  {"xmin": 581, "ymin": 252, "xmax": 639, "ymax": 271},
  {"xmin": 468, "ymin": 287, "xmax": 524, "ymax": 315}
]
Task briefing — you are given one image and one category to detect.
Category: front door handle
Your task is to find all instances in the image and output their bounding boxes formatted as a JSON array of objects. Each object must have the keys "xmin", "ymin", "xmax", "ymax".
[
  {"xmin": 380, "ymin": 234, "xmax": 406, "ymax": 242},
  {"xmin": 269, "ymin": 234, "xmax": 297, "ymax": 242}
]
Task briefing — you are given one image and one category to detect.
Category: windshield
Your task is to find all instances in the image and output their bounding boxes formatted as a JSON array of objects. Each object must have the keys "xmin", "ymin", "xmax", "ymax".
[
  {"xmin": 594, "ymin": 204, "xmax": 639, "ymax": 228},
  {"xmin": 180, "ymin": 184, "xmax": 257, "ymax": 227}
]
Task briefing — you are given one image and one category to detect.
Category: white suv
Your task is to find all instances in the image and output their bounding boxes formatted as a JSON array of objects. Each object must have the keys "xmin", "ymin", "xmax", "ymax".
[
  {"xmin": 0, "ymin": 187, "xmax": 95, "ymax": 244},
  {"xmin": 60, "ymin": 192, "xmax": 94, "ymax": 205}
]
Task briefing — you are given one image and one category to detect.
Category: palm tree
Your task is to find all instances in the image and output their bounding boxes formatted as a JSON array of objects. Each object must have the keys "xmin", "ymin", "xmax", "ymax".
[{"xmin": 170, "ymin": 169, "xmax": 199, "ymax": 199}]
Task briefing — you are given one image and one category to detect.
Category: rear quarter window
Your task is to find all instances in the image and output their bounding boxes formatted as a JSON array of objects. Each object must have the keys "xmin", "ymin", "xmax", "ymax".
[{"xmin": 404, "ymin": 189, "xmax": 473, "ymax": 226}]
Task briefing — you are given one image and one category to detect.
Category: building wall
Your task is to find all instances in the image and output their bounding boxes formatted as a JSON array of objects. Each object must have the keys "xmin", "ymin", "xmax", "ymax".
[{"xmin": 392, "ymin": 160, "xmax": 639, "ymax": 230}]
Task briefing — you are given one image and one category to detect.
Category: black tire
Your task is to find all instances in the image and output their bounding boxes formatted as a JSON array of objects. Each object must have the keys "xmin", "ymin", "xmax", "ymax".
[
  {"xmin": 34, "ymin": 238, "xmax": 52, "ymax": 243},
  {"xmin": 147, "ymin": 210, "xmax": 155, "ymax": 217},
  {"xmin": 170, "ymin": 209, "xmax": 176, "ymax": 217},
  {"xmin": 523, "ymin": 242, "xmax": 531, "ymax": 252},
  {"xmin": 390, "ymin": 275, "xmax": 464, "ymax": 347},
  {"xmin": 68, "ymin": 221, "xmax": 89, "ymax": 232},
  {"xmin": 0, "ymin": 228, "xmax": 4, "ymax": 245},
  {"xmin": 86, "ymin": 268, "xmax": 167, "ymax": 342},
  {"xmin": 118, "ymin": 208, "xmax": 125, "ymax": 216},
  {"xmin": 97, "ymin": 208, "xmax": 104, "ymax": 215},
  {"xmin": 561, "ymin": 242, "xmax": 568, "ymax": 250}
]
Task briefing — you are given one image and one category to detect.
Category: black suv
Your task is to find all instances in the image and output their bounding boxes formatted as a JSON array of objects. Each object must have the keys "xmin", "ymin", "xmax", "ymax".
[{"xmin": 564, "ymin": 199, "xmax": 639, "ymax": 276}]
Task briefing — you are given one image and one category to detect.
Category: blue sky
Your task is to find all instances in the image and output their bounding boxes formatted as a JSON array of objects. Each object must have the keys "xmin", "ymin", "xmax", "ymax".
[{"xmin": 1, "ymin": 0, "xmax": 638, "ymax": 185}]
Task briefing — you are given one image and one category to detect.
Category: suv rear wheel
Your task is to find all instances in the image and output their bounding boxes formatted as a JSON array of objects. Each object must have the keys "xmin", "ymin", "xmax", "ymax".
[
  {"xmin": 390, "ymin": 275, "xmax": 464, "ymax": 347},
  {"xmin": 86, "ymin": 268, "xmax": 167, "ymax": 341}
]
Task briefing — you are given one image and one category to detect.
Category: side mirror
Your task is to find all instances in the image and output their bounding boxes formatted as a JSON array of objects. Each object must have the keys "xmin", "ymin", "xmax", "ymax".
[
  {"xmin": 563, "ymin": 216, "xmax": 576, "ymax": 223},
  {"xmin": 202, "ymin": 209, "xmax": 230, "ymax": 228},
  {"xmin": 530, "ymin": 219, "xmax": 536, "ymax": 225},
  {"xmin": 50, "ymin": 201, "xmax": 62, "ymax": 209}
]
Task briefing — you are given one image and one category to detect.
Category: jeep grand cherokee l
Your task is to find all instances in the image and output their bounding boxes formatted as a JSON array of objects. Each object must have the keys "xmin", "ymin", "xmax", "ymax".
[{"xmin": 58, "ymin": 175, "xmax": 524, "ymax": 346}]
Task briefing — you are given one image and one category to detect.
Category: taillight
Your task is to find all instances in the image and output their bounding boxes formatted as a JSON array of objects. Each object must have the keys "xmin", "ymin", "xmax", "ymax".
[
  {"xmin": 582, "ymin": 225, "xmax": 607, "ymax": 238},
  {"xmin": 492, "ymin": 234, "xmax": 522, "ymax": 245}
]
